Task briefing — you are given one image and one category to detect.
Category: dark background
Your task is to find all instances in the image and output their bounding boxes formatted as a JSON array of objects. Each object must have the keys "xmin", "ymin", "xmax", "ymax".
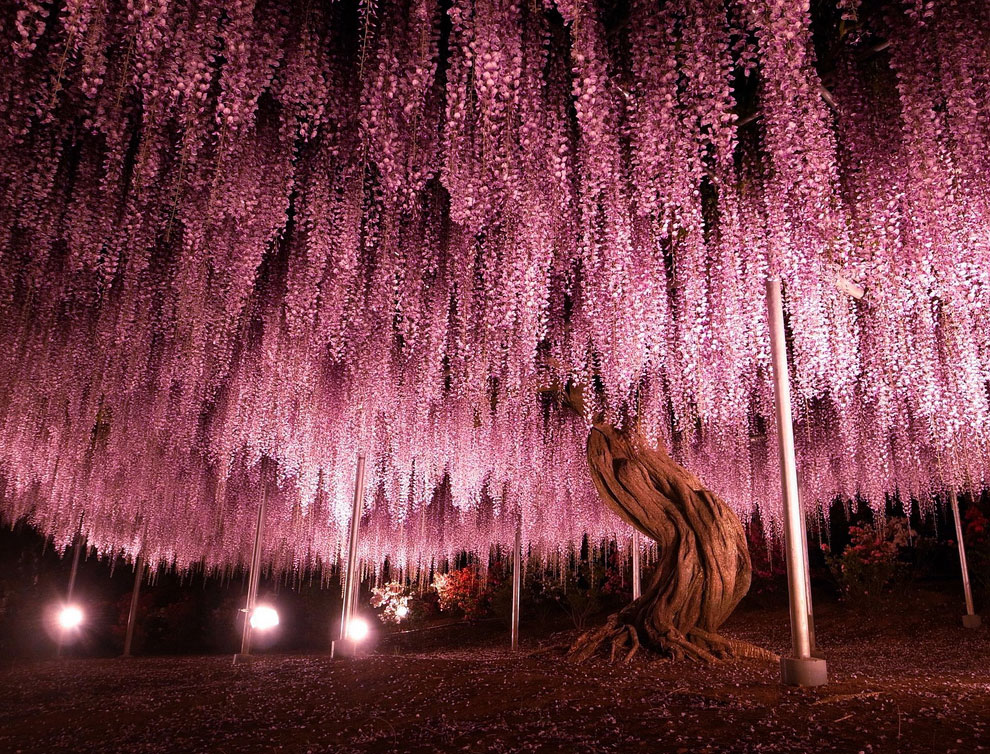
[{"xmin": 1, "ymin": 490, "xmax": 985, "ymax": 662}]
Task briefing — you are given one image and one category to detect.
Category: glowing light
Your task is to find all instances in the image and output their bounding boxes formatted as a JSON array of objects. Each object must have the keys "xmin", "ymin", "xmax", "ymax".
[
  {"xmin": 345, "ymin": 617, "xmax": 370, "ymax": 642},
  {"xmin": 57, "ymin": 605, "xmax": 84, "ymax": 630},
  {"xmin": 249, "ymin": 605, "xmax": 279, "ymax": 631},
  {"xmin": 395, "ymin": 604, "xmax": 409, "ymax": 619}
]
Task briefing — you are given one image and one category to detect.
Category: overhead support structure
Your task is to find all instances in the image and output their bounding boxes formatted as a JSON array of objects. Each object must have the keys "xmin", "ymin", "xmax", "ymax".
[
  {"xmin": 766, "ymin": 277, "xmax": 828, "ymax": 687},
  {"xmin": 949, "ymin": 489, "xmax": 981, "ymax": 629},
  {"xmin": 122, "ymin": 554, "xmax": 144, "ymax": 657},
  {"xmin": 235, "ymin": 475, "xmax": 268, "ymax": 662},
  {"xmin": 511, "ymin": 516, "xmax": 522, "ymax": 650},
  {"xmin": 333, "ymin": 453, "xmax": 367, "ymax": 658},
  {"xmin": 631, "ymin": 530, "xmax": 642, "ymax": 601}
]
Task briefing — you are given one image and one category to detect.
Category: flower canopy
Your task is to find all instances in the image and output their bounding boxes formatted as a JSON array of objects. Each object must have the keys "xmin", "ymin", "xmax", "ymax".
[{"xmin": 0, "ymin": 0, "xmax": 988, "ymax": 571}]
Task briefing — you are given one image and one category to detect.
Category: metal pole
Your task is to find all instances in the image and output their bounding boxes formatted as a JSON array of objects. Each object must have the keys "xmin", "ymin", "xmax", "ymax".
[
  {"xmin": 950, "ymin": 489, "xmax": 981, "ymax": 628},
  {"xmin": 238, "ymin": 482, "xmax": 268, "ymax": 658},
  {"xmin": 766, "ymin": 277, "xmax": 826, "ymax": 686},
  {"xmin": 66, "ymin": 531, "xmax": 83, "ymax": 602},
  {"xmin": 631, "ymin": 530, "xmax": 642, "ymax": 600},
  {"xmin": 58, "ymin": 525, "xmax": 84, "ymax": 657},
  {"xmin": 338, "ymin": 454, "xmax": 367, "ymax": 651},
  {"xmin": 799, "ymin": 501, "xmax": 817, "ymax": 654},
  {"xmin": 123, "ymin": 555, "xmax": 143, "ymax": 657},
  {"xmin": 511, "ymin": 517, "xmax": 521, "ymax": 650}
]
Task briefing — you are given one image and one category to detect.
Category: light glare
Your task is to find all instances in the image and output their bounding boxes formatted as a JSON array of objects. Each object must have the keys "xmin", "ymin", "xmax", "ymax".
[
  {"xmin": 249, "ymin": 605, "xmax": 279, "ymax": 631},
  {"xmin": 395, "ymin": 604, "xmax": 409, "ymax": 619},
  {"xmin": 345, "ymin": 616, "xmax": 370, "ymax": 642},
  {"xmin": 57, "ymin": 605, "xmax": 84, "ymax": 630}
]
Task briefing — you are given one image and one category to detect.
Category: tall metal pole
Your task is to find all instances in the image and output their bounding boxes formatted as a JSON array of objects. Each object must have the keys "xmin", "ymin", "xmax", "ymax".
[
  {"xmin": 122, "ymin": 554, "xmax": 143, "ymax": 657},
  {"xmin": 766, "ymin": 277, "xmax": 827, "ymax": 686},
  {"xmin": 950, "ymin": 489, "xmax": 981, "ymax": 628},
  {"xmin": 336, "ymin": 453, "xmax": 367, "ymax": 655},
  {"xmin": 66, "ymin": 530, "xmax": 83, "ymax": 602},
  {"xmin": 511, "ymin": 516, "xmax": 522, "ymax": 650},
  {"xmin": 238, "ymin": 481, "xmax": 268, "ymax": 658},
  {"xmin": 58, "ymin": 523, "xmax": 85, "ymax": 658},
  {"xmin": 631, "ymin": 530, "xmax": 642, "ymax": 600},
  {"xmin": 799, "ymin": 499, "xmax": 817, "ymax": 654}
]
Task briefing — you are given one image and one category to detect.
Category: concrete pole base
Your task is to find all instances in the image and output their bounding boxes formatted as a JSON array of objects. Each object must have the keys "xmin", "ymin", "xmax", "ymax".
[
  {"xmin": 780, "ymin": 656, "xmax": 828, "ymax": 687},
  {"xmin": 962, "ymin": 614, "xmax": 982, "ymax": 629},
  {"xmin": 330, "ymin": 640, "xmax": 369, "ymax": 659}
]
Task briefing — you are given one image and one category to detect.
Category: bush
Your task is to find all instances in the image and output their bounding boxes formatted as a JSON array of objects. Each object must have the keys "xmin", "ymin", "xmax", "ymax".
[
  {"xmin": 963, "ymin": 500, "xmax": 990, "ymax": 597},
  {"xmin": 746, "ymin": 520, "xmax": 788, "ymax": 598},
  {"xmin": 432, "ymin": 567, "xmax": 502, "ymax": 621},
  {"xmin": 824, "ymin": 517, "xmax": 913, "ymax": 602},
  {"xmin": 370, "ymin": 581, "xmax": 413, "ymax": 625},
  {"xmin": 560, "ymin": 548, "xmax": 628, "ymax": 629}
]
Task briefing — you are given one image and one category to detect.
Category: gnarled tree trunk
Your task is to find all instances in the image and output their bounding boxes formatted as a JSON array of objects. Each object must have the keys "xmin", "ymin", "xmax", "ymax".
[{"xmin": 568, "ymin": 424, "xmax": 775, "ymax": 664}]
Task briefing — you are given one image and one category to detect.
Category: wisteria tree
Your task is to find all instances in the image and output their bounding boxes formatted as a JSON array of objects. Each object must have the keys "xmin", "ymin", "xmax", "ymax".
[
  {"xmin": 1, "ymin": 0, "xmax": 989, "ymax": 658},
  {"xmin": 556, "ymin": 382, "xmax": 767, "ymax": 662}
]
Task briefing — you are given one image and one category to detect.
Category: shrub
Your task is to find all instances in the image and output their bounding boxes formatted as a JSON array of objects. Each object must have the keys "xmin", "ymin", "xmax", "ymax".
[
  {"xmin": 432, "ymin": 567, "xmax": 502, "ymax": 620},
  {"xmin": 370, "ymin": 581, "xmax": 413, "ymax": 625},
  {"xmin": 963, "ymin": 500, "xmax": 990, "ymax": 596},
  {"xmin": 824, "ymin": 517, "xmax": 913, "ymax": 601},
  {"xmin": 561, "ymin": 549, "xmax": 628, "ymax": 629},
  {"xmin": 746, "ymin": 521, "xmax": 788, "ymax": 597}
]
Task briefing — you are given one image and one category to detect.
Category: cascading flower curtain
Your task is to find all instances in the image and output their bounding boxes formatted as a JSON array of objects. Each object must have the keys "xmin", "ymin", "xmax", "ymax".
[{"xmin": 0, "ymin": 0, "xmax": 988, "ymax": 572}]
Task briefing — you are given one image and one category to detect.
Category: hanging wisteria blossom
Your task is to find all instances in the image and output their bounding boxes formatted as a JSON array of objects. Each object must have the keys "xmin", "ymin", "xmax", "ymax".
[{"xmin": 0, "ymin": 0, "xmax": 988, "ymax": 591}]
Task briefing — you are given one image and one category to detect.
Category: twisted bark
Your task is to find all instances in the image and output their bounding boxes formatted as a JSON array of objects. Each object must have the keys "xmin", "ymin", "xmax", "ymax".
[{"xmin": 568, "ymin": 424, "xmax": 775, "ymax": 664}]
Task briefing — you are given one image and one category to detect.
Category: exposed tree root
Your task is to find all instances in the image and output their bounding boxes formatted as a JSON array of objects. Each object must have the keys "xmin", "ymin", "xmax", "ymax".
[{"xmin": 568, "ymin": 613, "xmax": 778, "ymax": 664}]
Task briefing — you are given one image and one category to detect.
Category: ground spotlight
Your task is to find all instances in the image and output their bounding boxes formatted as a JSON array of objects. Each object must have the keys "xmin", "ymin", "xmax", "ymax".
[
  {"xmin": 57, "ymin": 604, "xmax": 84, "ymax": 631},
  {"xmin": 345, "ymin": 616, "xmax": 370, "ymax": 642},
  {"xmin": 249, "ymin": 605, "xmax": 279, "ymax": 631}
]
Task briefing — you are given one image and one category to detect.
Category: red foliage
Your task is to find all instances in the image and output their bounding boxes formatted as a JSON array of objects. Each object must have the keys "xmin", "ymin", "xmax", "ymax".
[
  {"xmin": 433, "ymin": 567, "xmax": 503, "ymax": 621},
  {"xmin": 964, "ymin": 504, "xmax": 989, "ymax": 548}
]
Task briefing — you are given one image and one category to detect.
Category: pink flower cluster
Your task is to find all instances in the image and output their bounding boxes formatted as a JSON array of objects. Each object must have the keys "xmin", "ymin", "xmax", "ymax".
[{"xmin": 0, "ymin": 0, "xmax": 988, "ymax": 574}]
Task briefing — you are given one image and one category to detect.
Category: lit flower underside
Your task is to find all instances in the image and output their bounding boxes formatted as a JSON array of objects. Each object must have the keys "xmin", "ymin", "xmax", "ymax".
[{"xmin": 0, "ymin": 0, "xmax": 987, "ymax": 573}]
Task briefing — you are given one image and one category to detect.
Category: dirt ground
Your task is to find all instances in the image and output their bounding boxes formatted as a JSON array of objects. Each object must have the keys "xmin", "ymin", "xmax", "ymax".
[{"xmin": 1, "ymin": 590, "xmax": 988, "ymax": 753}]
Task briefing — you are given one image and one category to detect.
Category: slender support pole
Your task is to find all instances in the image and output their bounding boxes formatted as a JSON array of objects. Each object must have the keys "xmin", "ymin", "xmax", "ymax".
[
  {"xmin": 238, "ymin": 482, "xmax": 268, "ymax": 659},
  {"xmin": 766, "ymin": 277, "xmax": 827, "ymax": 686},
  {"xmin": 66, "ymin": 530, "xmax": 83, "ymax": 602},
  {"xmin": 799, "ymin": 501, "xmax": 817, "ymax": 655},
  {"xmin": 57, "ymin": 525, "xmax": 85, "ymax": 657},
  {"xmin": 950, "ymin": 490, "xmax": 981, "ymax": 628},
  {"xmin": 631, "ymin": 529, "xmax": 642, "ymax": 600},
  {"xmin": 511, "ymin": 517, "xmax": 522, "ymax": 650},
  {"xmin": 122, "ymin": 555, "xmax": 143, "ymax": 657},
  {"xmin": 335, "ymin": 454, "xmax": 367, "ymax": 656}
]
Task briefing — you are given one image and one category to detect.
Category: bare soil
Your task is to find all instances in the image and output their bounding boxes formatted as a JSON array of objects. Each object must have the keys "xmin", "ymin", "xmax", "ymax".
[{"xmin": 1, "ymin": 589, "xmax": 988, "ymax": 753}]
